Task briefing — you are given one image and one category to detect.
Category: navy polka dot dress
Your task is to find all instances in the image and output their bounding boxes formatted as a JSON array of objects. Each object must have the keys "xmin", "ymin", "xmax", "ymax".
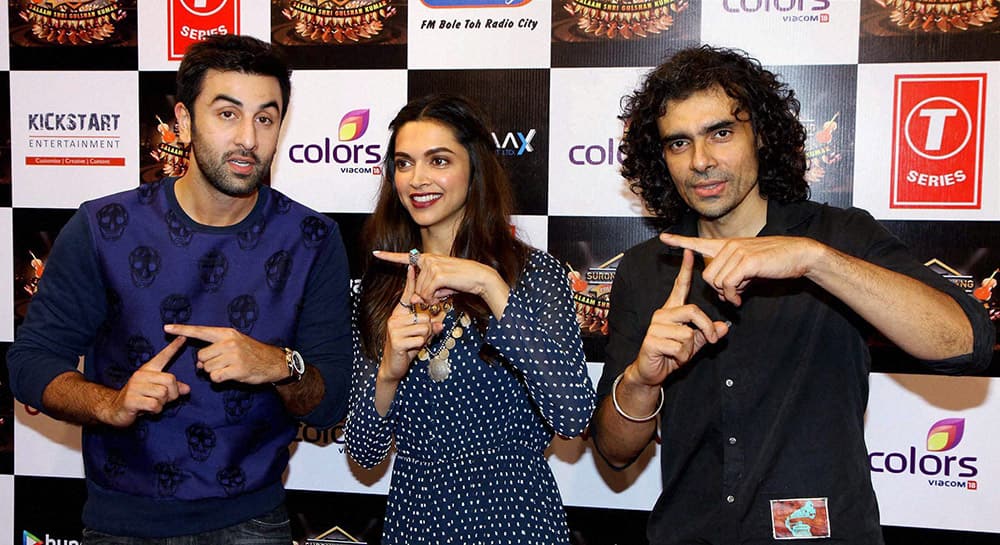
[{"xmin": 346, "ymin": 250, "xmax": 596, "ymax": 544}]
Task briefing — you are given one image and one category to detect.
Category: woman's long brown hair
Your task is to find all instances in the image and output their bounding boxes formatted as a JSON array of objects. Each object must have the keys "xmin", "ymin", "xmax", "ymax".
[{"xmin": 359, "ymin": 94, "xmax": 530, "ymax": 362}]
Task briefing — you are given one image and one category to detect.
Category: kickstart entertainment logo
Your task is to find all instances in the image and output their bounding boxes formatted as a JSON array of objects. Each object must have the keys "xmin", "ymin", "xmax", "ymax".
[{"xmin": 870, "ymin": 418, "xmax": 979, "ymax": 490}]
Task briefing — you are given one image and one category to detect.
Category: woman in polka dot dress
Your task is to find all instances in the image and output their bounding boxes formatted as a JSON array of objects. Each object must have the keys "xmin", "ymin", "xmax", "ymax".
[{"xmin": 345, "ymin": 94, "xmax": 596, "ymax": 544}]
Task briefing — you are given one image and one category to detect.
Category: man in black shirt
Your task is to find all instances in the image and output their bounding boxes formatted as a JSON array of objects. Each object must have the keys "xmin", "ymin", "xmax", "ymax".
[{"xmin": 591, "ymin": 46, "xmax": 994, "ymax": 544}]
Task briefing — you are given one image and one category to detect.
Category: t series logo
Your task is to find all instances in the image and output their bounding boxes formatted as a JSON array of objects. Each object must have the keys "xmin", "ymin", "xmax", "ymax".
[
  {"xmin": 168, "ymin": 0, "xmax": 240, "ymax": 61},
  {"xmin": 287, "ymin": 109, "xmax": 383, "ymax": 175},
  {"xmin": 890, "ymin": 73, "xmax": 986, "ymax": 209},
  {"xmin": 869, "ymin": 418, "xmax": 979, "ymax": 490}
]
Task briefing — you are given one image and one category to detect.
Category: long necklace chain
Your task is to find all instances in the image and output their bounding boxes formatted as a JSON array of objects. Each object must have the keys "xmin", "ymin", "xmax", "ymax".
[{"xmin": 418, "ymin": 311, "xmax": 471, "ymax": 382}]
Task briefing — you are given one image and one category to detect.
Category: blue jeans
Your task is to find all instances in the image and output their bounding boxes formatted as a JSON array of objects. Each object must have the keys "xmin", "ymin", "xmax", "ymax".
[{"xmin": 81, "ymin": 505, "xmax": 291, "ymax": 545}]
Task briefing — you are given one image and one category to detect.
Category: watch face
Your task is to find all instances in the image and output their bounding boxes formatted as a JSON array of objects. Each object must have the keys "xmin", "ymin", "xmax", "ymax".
[{"xmin": 290, "ymin": 350, "xmax": 306, "ymax": 374}]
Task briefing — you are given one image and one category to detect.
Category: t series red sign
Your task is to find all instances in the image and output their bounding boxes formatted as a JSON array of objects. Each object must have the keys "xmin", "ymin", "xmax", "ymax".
[
  {"xmin": 168, "ymin": 0, "xmax": 240, "ymax": 61},
  {"xmin": 890, "ymin": 74, "xmax": 986, "ymax": 209}
]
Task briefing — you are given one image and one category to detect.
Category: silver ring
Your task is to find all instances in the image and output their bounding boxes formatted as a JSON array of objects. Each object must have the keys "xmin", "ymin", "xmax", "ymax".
[
  {"xmin": 409, "ymin": 248, "xmax": 420, "ymax": 267},
  {"xmin": 399, "ymin": 300, "xmax": 413, "ymax": 310}
]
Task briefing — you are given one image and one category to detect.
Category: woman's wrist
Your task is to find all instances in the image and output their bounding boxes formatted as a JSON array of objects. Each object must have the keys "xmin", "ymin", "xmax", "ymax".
[
  {"xmin": 478, "ymin": 268, "xmax": 510, "ymax": 319},
  {"xmin": 377, "ymin": 358, "xmax": 404, "ymax": 385}
]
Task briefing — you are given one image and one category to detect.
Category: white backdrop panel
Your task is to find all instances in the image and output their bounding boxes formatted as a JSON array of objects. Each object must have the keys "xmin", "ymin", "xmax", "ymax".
[
  {"xmin": 866, "ymin": 373, "xmax": 999, "ymax": 532},
  {"xmin": 407, "ymin": 1, "xmax": 550, "ymax": 69},
  {"xmin": 700, "ymin": 0, "xmax": 861, "ymax": 65},
  {"xmin": 853, "ymin": 62, "xmax": 1000, "ymax": 221},
  {"xmin": 138, "ymin": 0, "xmax": 272, "ymax": 71},
  {"xmin": 511, "ymin": 214, "xmax": 549, "ymax": 252},
  {"xmin": 0, "ymin": 6, "xmax": 9, "ymax": 71},
  {"xmin": 0, "ymin": 475, "xmax": 12, "ymax": 545},
  {"xmin": 13, "ymin": 402, "xmax": 84, "ymax": 479},
  {"xmin": 271, "ymin": 69, "xmax": 407, "ymax": 213},
  {"xmin": 11, "ymin": 71, "xmax": 140, "ymax": 209},
  {"xmin": 548, "ymin": 67, "xmax": 653, "ymax": 217}
]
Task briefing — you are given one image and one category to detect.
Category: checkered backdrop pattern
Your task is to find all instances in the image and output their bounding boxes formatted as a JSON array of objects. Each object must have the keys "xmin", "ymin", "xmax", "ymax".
[{"xmin": 1, "ymin": 1, "xmax": 999, "ymax": 543}]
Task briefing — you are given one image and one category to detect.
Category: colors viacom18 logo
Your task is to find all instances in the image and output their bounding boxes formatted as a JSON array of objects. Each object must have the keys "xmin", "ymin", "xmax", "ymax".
[
  {"xmin": 870, "ymin": 418, "xmax": 979, "ymax": 490},
  {"xmin": 890, "ymin": 74, "xmax": 986, "ymax": 210},
  {"xmin": 288, "ymin": 109, "xmax": 383, "ymax": 175}
]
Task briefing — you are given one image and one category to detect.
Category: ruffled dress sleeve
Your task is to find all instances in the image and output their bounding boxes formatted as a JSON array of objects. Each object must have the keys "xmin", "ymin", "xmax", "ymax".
[
  {"xmin": 484, "ymin": 250, "xmax": 596, "ymax": 437},
  {"xmin": 343, "ymin": 287, "xmax": 395, "ymax": 469}
]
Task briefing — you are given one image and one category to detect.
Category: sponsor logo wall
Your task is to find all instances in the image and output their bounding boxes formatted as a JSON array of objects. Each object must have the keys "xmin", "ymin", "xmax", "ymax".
[{"xmin": 2, "ymin": 1, "xmax": 998, "ymax": 543}]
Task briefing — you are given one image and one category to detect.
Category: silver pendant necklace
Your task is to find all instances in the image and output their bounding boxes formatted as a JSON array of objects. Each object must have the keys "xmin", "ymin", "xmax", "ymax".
[{"xmin": 418, "ymin": 312, "xmax": 471, "ymax": 382}]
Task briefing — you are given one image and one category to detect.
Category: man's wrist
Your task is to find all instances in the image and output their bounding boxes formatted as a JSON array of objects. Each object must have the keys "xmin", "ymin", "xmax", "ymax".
[
  {"xmin": 613, "ymin": 368, "xmax": 663, "ymax": 423},
  {"xmin": 802, "ymin": 238, "xmax": 834, "ymax": 282},
  {"xmin": 618, "ymin": 364, "xmax": 664, "ymax": 407},
  {"xmin": 273, "ymin": 347, "xmax": 305, "ymax": 385},
  {"xmin": 622, "ymin": 363, "xmax": 662, "ymax": 392}
]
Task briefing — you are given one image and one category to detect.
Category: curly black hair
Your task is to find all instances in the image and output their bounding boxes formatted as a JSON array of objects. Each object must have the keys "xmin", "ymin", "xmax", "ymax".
[{"xmin": 619, "ymin": 45, "xmax": 809, "ymax": 229}]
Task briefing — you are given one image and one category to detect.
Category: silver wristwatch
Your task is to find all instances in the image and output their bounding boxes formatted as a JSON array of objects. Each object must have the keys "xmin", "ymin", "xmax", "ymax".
[{"xmin": 279, "ymin": 347, "xmax": 305, "ymax": 383}]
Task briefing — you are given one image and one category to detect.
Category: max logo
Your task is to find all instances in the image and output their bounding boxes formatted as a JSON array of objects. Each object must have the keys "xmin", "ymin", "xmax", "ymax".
[
  {"xmin": 492, "ymin": 129, "xmax": 535, "ymax": 156},
  {"xmin": 890, "ymin": 73, "xmax": 985, "ymax": 209}
]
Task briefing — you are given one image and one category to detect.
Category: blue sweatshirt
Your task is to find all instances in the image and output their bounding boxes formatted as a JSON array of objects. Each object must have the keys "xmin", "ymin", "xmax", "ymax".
[{"xmin": 7, "ymin": 178, "xmax": 352, "ymax": 537}]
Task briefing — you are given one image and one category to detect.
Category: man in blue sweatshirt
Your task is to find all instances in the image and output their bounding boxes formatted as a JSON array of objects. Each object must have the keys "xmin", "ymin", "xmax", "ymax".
[{"xmin": 7, "ymin": 35, "xmax": 352, "ymax": 543}]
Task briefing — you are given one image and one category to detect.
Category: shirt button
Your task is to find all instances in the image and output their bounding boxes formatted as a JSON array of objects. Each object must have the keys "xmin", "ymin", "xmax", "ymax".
[
  {"xmin": 726, "ymin": 495, "xmax": 735, "ymax": 503},
  {"xmin": 728, "ymin": 436, "xmax": 737, "ymax": 445},
  {"xmin": 725, "ymin": 378, "xmax": 734, "ymax": 388}
]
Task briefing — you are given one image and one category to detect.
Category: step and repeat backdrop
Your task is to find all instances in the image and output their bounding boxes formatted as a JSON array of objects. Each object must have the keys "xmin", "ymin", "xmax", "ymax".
[{"xmin": 1, "ymin": 0, "xmax": 999, "ymax": 543}]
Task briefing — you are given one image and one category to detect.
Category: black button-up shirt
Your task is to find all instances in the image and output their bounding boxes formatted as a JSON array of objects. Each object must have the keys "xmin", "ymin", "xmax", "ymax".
[{"xmin": 596, "ymin": 200, "xmax": 994, "ymax": 544}]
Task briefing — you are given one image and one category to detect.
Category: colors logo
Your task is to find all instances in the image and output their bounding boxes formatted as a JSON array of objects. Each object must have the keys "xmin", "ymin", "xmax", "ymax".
[
  {"xmin": 722, "ymin": 0, "xmax": 831, "ymax": 22},
  {"xmin": 287, "ymin": 109, "xmax": 383, "ymax": 174},
  {"xmin": 23, "ymin": 531, "xmax": 41, "ymax": 545},
  {"xmin": 869, "ymin": 418, "xmax": 979, "ymax": 490},
  {"xmin": 339, "ymin": 109, "xmax": 370, "ymax": 142},
  {"xmin": 568, "ymin": 138, "xmax": 623, "ymax": 165},
  {"xmin": 927, "ymin": 417, "xmax": 965, "ymax": 452}
]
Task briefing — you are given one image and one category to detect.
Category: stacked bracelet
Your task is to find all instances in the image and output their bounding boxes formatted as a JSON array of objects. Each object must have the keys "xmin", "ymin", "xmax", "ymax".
[{"xmin": 611, "ymin": 372, "xmax": 664, "ymax": 423}]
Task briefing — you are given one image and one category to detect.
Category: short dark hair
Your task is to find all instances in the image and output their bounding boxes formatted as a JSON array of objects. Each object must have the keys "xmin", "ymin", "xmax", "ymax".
[
  {"xmin": 619, "ymin": 45, "xmax": 809, "ymax": 228},
  {"xmin": 176, "ymin": 35, "xmax": 292, "ymax": 121}
]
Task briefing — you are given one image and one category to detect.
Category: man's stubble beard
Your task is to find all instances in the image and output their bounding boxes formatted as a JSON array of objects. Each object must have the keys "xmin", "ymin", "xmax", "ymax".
[{"xmin": 189, "ymin": 117, "xmax": 272, "ymax": 198}]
